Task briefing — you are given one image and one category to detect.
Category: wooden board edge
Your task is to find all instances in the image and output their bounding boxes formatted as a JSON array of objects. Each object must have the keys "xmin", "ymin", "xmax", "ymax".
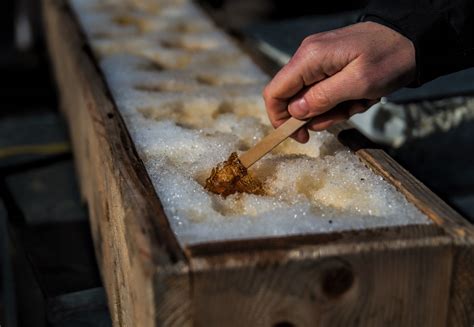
[
  {"xmin": 187, "ymin": 232, "xmax": 454, "ymax": 273},
  {"xmin": 447, "ymin": 243, "xmax": 474, "ymax": 326},
  {"xmin": 42, "ymin": 1, "xmax": 194, "ymax": 325},
  {"xmin": 334, "ymin": 123, "xmax": 474, "ymax": 240},
  {"xmin": 42, "ymin": 0, "xmax": 186, "ymax": 264},
  {"xmin": 185, "ymin": 223, "xmax": 443, "ymax": 257},
  {"xmin": 189, "ymin": 234, "xmax": 454, "ymax": 327}
]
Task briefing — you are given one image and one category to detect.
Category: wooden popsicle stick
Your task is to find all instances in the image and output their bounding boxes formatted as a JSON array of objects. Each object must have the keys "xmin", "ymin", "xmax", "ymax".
[{"xmin": 239, "ymin": 117, "xmax": 307, "ymax": 168}]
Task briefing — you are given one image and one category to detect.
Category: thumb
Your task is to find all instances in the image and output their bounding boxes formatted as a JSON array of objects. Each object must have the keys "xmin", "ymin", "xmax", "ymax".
[{"xmin": 288, "ymin": 64, "xmax": 370, "ymax": 119}]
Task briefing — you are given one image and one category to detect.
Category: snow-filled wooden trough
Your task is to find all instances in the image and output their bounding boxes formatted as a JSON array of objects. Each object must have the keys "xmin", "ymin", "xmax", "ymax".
[{"xmin": 43, "ymin": 0, "xmax": 474, "ymax": 325}]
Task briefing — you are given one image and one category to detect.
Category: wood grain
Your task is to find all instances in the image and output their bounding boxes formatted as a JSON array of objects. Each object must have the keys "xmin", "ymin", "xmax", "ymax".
[
  {"xmin": 186, "ymin": 224, "xmax": 444, "ymax": 256},
  {"xmin": 190, "ymin": 235, "xmax": 453, "ymax": 327},
  {"xmin": 337, "ymin": 123, "xmax": 474, "ymax": 327},
  {"xmin": 43, "ymin": 0, "xmax": 191, "ymax": 325},
  {"xmin": 448, "ymin": 244, "xmax": 474, "ymax": 326}
]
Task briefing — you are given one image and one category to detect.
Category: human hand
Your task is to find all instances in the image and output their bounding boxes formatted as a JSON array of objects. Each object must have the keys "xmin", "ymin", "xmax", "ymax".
[{"xmin": 263, "ymin": 22, "xmax": 416, "ymax": 143}]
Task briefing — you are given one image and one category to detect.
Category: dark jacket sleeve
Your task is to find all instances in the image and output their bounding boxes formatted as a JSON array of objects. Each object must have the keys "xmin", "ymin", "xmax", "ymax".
[{"xmin": 361, "ymin": 0, "xmax": 474, "ymax": 85}]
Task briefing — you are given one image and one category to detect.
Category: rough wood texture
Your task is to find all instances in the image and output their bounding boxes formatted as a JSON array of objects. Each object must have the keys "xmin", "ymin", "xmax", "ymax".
[
  {"xmin": 43, "ymin": 0, "xmax": 474, "ymax": 326},
  {"xmin": 43, "ymin": 1, "xmax": 191, "ymax": 325},
  {"xmin": 190, "ymin": 237, "xmax": 453, "ymax": 327}
]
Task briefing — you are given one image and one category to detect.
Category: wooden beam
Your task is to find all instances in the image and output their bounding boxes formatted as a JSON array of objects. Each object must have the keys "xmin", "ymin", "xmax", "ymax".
[{"xmin": 42, "ymin": 1, "xmax": 192, "ymax": 325}]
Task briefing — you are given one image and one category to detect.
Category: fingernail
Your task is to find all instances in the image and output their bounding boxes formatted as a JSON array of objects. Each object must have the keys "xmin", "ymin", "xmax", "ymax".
[{"xmin": 289, "ymin": 97, "xmax": 309, "ymax": 118}]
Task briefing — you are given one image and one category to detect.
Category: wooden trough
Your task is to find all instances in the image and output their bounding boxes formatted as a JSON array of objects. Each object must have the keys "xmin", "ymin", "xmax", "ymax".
[{"xmin": 43, "ymin": 0, "xmax": 474, "ymax": 326}]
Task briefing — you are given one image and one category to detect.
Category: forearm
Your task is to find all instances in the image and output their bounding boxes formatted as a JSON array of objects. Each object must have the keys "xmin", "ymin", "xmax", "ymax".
[{"xmin": 362, "ymin": 0, "xmax": 474, "ymax": 85}]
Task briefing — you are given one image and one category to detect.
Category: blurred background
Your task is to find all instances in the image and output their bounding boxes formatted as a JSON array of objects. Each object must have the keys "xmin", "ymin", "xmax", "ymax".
[{"xmin": 1, "ymin": 0, "xmax": 473, "ymax": 326}]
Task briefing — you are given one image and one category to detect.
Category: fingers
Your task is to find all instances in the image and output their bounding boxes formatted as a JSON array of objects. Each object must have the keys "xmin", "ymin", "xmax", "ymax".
[
  {"xmin": 291, "ymin": 128, "xmax": 310, "ymax": 143},
  {"xmin": 287, "ymin": 62, "xmax": 371, "ymax": 120},
  {"xmin": 268, "ymin": 82, "xmax": 378, "ymax": 143},
  {"xmin": 289, "ymin": 99, "xmax": 377, "ymax": 143},
  {"xmin": 263, "ymin": 39, "xmax": 332, "ymax": 128},
  {"xmin": 307, "ymin": 99, "xmax": 378, "ymax": 131},
  {"xmin": 265, "ymin": 45, "xmax": 328, "ymax": 100},
  {"xmin": 265, "ymin": 95, "xmax": 291, "ymax": 129},
  {"xmin": 267, "ymin": 64, "xmax": 379, "ymax": 143}
]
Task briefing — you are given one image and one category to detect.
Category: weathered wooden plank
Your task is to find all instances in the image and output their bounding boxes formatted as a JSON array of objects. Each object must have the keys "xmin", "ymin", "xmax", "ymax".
[
  {"xmin": 448, "ymin": 244, "xmax": 474, "ymax": 326},
  {"xmin": 186, "ymin": 224, "xmax": 444, "ymax": 255},
  {"xmin": 42, "ymin": 0, "xmax": 192, "ymax": 325},
  {"xmin": 336, "ymin": 124, "xmax": 474, "ymax": 239},
  {"xmin": 190, "ymin": 236, "xmax": 453, "ymax": 327},
  {"xmin": 336, "ymin": 115, "xmax": 474, "ymax": 327}
]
